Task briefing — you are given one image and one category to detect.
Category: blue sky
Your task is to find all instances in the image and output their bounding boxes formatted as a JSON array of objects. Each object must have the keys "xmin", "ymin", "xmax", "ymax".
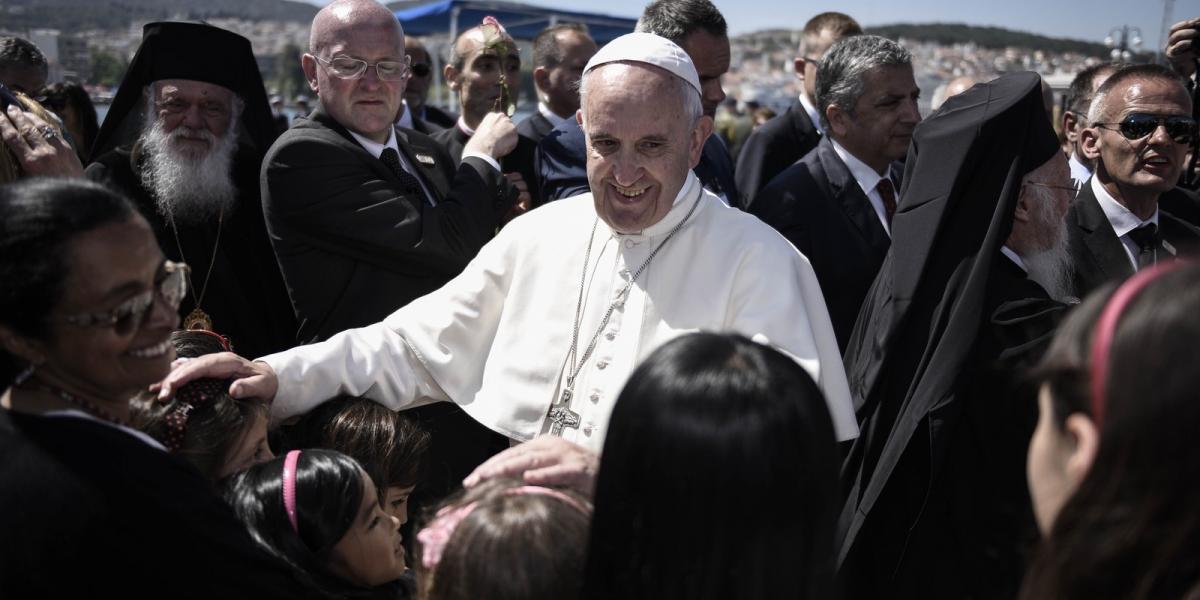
[{"xmin": 310, "ymin": 0, "xmax": 1198, "ymax": 49}]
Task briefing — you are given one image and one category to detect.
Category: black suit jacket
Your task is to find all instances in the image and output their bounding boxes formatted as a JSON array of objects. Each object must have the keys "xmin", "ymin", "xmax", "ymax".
[
  {"xmin": 536, "ymin": 116, "xmax": 741, "ymax": 206},
  {"xmin": 262, "ymin": 104, "xmax": 511, "ymax": 343},
  {"xmin": 516, "ymin": 111, "xmax": 555, "ymax": 143},
  {"xmin": 433, "ymin": 124, "xmax": 542, "ymax": 207},
  {"xmin": 750, "ymin": 137, "xmax": 891, "ymax": 351},
  {"xmin": 1067, "ymin": 180, "xmax": 1200, "ymax": 298},
  {"xmin": 736, "ymin": 99, "xmax": 821, "ymax": 209},
  {"xmin": 422, "ymin": 104, "xmax": 458, "ymax": 129}
]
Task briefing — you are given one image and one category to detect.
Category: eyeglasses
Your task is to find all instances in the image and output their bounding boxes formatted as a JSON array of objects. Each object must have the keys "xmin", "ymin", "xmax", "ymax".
[
  {"xmin": 62, "ymin": 261, "xmax": 189, "ymax": 336},
  {"xmin": 411, "ymin": 63, "xmax": 432, "ymax": 78},
  {"xmin": 1095, "ymin": 113, "xmax": 1199, "ymax": 145},
  {"xmin": 314, "ymin": 54, "xmax": 412, "ymax": 81}
]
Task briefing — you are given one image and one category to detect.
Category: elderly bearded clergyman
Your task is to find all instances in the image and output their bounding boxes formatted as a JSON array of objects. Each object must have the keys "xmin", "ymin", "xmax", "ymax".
[
  {"xmin": 86, "ymin": 22, "xmax": 295, "ymax": 359},
  {"xmin": 160, "ymin": 33, "xmax": 857, "ymax": 454}
]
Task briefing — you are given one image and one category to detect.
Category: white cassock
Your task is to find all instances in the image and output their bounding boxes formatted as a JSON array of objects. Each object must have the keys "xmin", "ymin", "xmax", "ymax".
[{"xmin": 262, "ymin": 172, "xmax": 858, "ymax": 452}]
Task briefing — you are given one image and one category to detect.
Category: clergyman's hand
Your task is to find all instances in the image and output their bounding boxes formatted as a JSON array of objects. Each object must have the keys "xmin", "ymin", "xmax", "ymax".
[
  {"xmin": 153, "ymin": 351, "xmax": 279, "ymax": 403},
  {"xmin": 463, "ymin": 435, "xmax": 599, "ymax": 498},
  {"xmin": 464, "ymin": 111, "xmax": 518, "ymax": 159},
  {"xmin": 1166, "ymin": 17, "xmax": 1200, "ymax": 78}
]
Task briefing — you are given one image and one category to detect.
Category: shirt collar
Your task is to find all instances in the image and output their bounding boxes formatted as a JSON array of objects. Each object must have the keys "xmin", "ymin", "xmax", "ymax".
[
  {"xmin": 1068, "ymin": 153, "xmax": 1091, "ymax": 185},
  {"xmin": 456, "ymin": 117, "xmax": 476, "ymax": 137},
  {"xmin": 538, "ymin": 102, "xmax": 572, "ymax": 129},
  {"xmin": 395, "ymin": 99, "xmax": 414, "ymax": 129},
  {"xmin": 348, "ymin": 126, "xmax": 399, "ymax": 158},
  {"xmin": 798, "ymin": 93, "xmax": 825, "ymax": 135},
  {"xmin": 999, "ymin": 245, "xmax": 1028, "ymax": 273},
  {"xmin": 830, "ymin": 138, "xmax": 890, "ymax": 193},
  {"xmin": 1091, "ymin": 175, "xmax": 1158, "ymax": 238},
  {"xmin": 608, "ymin": 172, "xmax": 701, "ymax": 239}
]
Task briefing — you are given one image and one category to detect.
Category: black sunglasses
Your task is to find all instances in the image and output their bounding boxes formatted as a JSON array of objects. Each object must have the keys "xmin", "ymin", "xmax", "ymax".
[
  {"xmin": 1096, "ymin": 113, "xmax": 1199, "ymax": 145},
  {"xmin": 411, "ymin": 63, "xmax": 431, "ymax": 78}
]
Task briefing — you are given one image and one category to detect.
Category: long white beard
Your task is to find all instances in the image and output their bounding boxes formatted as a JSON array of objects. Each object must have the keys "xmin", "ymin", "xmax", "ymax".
[
  {"xmin": 1022, "ymin": 208, "xmax": 1075, "ymax": 303},
  {"xmin": 139, "ymin": 118, "xmax": 239, "ymax": 226}
]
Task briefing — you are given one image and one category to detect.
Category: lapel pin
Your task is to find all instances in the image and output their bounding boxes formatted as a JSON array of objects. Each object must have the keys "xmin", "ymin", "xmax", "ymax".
[{"xmin": 415, "ymin": 153, "xmax": 435, "ymax": 165}]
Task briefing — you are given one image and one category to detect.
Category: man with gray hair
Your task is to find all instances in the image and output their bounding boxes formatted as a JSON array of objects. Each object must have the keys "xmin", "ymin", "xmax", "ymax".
[
  {"xmin": 160, "ymin": 32, "xmax": 858, "ymax": 495},
  {"xmin": 86, "ymin": 21, "xmax": 296, "ymax": 359},
  {"xmin": 750, "ymin": 34, "xmax": 920, "ymax": 350},
  {"xmin": 735, "ymin": 12, "xmax": 862, "ymax": 206},
  {"xmin": 538, "ymin": 0, "xmax": 738, "ymax": 205}
]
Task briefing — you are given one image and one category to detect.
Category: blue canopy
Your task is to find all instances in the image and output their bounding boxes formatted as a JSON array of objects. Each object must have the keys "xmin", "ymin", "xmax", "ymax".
[{"xmin": 393, "ymin": 0, "xmax": 637, "ymax": 44}]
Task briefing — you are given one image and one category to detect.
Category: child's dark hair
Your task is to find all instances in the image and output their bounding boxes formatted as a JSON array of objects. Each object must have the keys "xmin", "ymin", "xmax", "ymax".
[
  {"xmin": 277, "ymin": 396, "xmax": 430, "ymax": 496},
  {"xmin": 417, "ymin": 477, "xmax": 592, "ymax": 600}
]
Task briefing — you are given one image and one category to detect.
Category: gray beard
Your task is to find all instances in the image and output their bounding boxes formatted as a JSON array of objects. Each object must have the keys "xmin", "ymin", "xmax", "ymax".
[
  {"xmin": 138, "ymin": 118, "xmax": 239, "ymax": 227},
  {"xmin": 1022, "ymin": 215, "xmax": 1076, "ymax": 303}
]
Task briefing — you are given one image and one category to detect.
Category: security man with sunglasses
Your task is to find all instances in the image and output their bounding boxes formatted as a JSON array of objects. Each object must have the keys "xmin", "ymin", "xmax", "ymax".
[{"xmin": 1068, "ymin": 63, "xmax": 1200, "ymax": 298}]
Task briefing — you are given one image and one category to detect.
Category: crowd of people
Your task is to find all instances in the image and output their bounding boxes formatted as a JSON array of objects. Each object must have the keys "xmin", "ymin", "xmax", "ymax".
[{"xmin": 1, "ymin": 0, "xmax": 1199, "ymax": 598}]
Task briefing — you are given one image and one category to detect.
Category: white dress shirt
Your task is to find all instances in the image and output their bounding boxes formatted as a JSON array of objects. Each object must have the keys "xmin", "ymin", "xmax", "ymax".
[
  {"xmin": 261, "ymin": 172, "xmax": 858, "ymax": 452},
  {"xmin": 395, "ymin": 99, "xmax": 414, "ymax": 129},
  {"xmin": 1068, "ymin": 154, "xmax": 1091, "ymax": 187},
  {"xmin": 830, "ymin": 139, "xmax": 895, "ymax": 236},
  {"xmin": 799, "ymin": 93, "xmax": 825, "ymax": 136},
  {"xmin": 1091, "ymin": 176, "xmax": 1160, "ymax": 271},
  {"xmin": 537, "ymin": 102, "xmax": 572, "ymax": 129}
]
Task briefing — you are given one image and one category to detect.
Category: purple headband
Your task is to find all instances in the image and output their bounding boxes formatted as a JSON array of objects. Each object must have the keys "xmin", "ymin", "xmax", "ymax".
[
  {"xmin": 416, "ymin": 485, "xmax": 591, "ymax": 570},
  {"xmin": 1088, "ymin": 261, "xmax": 1187, "ymax": 427},
  {"xmin": 282, "ymin": 450, "xmax": 301, "ymax": 535}
]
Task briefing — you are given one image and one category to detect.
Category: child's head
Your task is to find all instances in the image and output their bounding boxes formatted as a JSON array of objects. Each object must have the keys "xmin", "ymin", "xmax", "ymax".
[
  {"xmin": 131, "ymin": 329, "xmax": 268, "ymax": 482},
  {"xmin": 416, "ymin": 478, "xmax": 592, "ymax": 600},
  {"xmin": 224, "ymin": 449, "xmax": 406, "ymax": 594},
  {"xmin": 278, "ymin": 396, "xmax": 430, "ymax": 527}
]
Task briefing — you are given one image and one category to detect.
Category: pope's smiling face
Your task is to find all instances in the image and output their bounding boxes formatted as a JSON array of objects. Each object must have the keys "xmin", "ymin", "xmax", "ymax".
[{"xmin": 580, "ymin": 63, "xmax": 709, "ymax": 234}]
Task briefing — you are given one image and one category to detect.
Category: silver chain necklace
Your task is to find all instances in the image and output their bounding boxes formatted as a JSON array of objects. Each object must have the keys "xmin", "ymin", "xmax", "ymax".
[{"xmin": 546, "ymin": 187, "xmax": 702, "ymax": 435}]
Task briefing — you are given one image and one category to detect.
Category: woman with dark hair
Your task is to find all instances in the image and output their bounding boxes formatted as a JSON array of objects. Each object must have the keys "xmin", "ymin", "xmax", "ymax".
[
  {"xmin": 1021, "ymin": 262, "xmax": 1200, "ymax": 599},
  {"xmin": 583, "ymin": 331, "xmax": 840, "ymax": 600},
  {"xmin": 223, "ymin": 449, "xmax": 410, "ymax": 599},
  {"xmin": 37, "ymin": 81, "xmax": 99, "ymax": 161},
  {"xmin": 0, "ymin": 178, "xmax": 316, "ymax": 598}
]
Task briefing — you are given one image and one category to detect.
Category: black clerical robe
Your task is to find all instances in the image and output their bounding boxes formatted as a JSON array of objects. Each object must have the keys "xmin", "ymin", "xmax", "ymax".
[{"xmin": 85, "ymin": 145, "xmax": 296, "ymax": 357}]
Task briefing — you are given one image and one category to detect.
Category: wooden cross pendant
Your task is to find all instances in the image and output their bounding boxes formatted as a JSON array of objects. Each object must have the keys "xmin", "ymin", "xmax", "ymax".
[{"xmin": 548, "ymin": 389, "xmax": 581, "ymax": 436}]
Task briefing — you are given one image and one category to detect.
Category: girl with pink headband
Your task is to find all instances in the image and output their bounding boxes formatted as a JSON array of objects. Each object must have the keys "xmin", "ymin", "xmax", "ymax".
[
  {"xmin": 224, "ymin": 449, "xmax": 412, "ymax": 599},
  {"xmin": 1022, "ymin": 261, "xmax": 1200, "ymax": 599},
  {"xmin": 416, "ymin": 477, "xmax": 592, "ymax": 600}
]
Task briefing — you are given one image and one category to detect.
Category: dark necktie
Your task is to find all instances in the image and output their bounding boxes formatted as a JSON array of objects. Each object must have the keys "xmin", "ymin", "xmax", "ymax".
[
  {"xmin": 876, "ymin": 177, "xmax": 897, "ymax": 225},
  {"xmin": 1127, "ymin": 223, "xmax": 1159, "ymax": 271},
  {"xmin": 380, "ymin": 148, "xmax": 425, "ymax": 198}
]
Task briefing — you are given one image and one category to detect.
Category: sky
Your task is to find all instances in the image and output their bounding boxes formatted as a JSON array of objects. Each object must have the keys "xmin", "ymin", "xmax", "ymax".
[{"xmin": 308, "ymin": 0, "xmax": 1199, "ymax": 50}]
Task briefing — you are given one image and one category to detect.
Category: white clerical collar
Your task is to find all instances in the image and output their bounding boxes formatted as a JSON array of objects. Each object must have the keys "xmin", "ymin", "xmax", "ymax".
[
  {"xmin": 395, "ymin": 99, "xmax": 414, "ymax": 129},
  {"xmin": 456, "ymin": 117, "xmax": 476, "ymax": 137},
  {"xmin": 799, "ymin": 93, "xmax": 825, "ymax": 135},
  {"xmin": 610, "ymin": 171, "xmax": 700, "ymax": 239},
  {"xmin": 830, "ymin": 138, "xmax": 891, "ymax": 193},
  {"xmin": 1068, "ymin": 153, "xmax": 1091, "ymax": 186},
  {"xmin": 348, "ymin": 126, "xmax": 399, "ymax": 158},
  {"xmin": 999, "ymin": 245, "xmax": 1028, "ymax": 273},
  {"xmin": 538, "ymin": 102, "xmax": 572, "ymax": 129},
  {"xmin": 1091, "ymin": 175, "xmax": 1158, "ymax": 238}
]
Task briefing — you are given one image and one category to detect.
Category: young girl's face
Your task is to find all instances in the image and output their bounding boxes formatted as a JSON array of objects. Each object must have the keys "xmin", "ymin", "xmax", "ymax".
[
  {"xmin": 383, "ymin": 485, "xmax": 416, "ymax": 526},
  {"xmin": 328, "ymin": 472, "xmax": 406, "ymax": 585},
  {"xmin": 217, "ymin": 411, "xmax": 273, "ymax": 480}
]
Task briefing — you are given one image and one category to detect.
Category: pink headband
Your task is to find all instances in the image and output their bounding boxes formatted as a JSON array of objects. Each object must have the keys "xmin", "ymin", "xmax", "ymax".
[
  {"xmin": 1088, "ymin": 261, "xmax": 1186, "ymax": 427},
  {"xmin": 416, "ymin": 485, "xmax": 590, "ymax": 570},
  {"xmin": 282, "ymin": 450, "xmax": 301, "ymax": 535}
]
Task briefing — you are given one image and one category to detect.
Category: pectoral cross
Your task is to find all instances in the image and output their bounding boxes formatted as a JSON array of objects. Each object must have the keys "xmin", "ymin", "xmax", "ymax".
[{"xmin": 547, "ymin": 389, "xmax": 581, "ymax": 436}]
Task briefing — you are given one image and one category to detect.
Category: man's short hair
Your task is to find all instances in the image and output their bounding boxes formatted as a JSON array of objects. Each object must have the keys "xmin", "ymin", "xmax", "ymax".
[
  {"xmin": 816, "ymin": 35, "xmax": 912, "ymax": 130},
  {"xmin": 799, "ymin": 12, "xmax": 862, "ymax": 56},
  {"xmin": 533, "ymin": 23, "xmax": 590, "ymax": 69},
  {"xmin": 635, "ymin": 0, "xmax": 727, "ymax": 45},
  {"xmin": 1065, "ymin": 63, "xmax": 1119, "ymax": 115},
  {"xmin": 448, "ymin": 26, "xmax": 515, "ymax": 72},
  {"xmin": 1086, "ymin": 63, "xmax": 1189, "ymax": 123},
  {"xmin": 0, "ymin": 37, "xmax": 48, "ymax": 73}
]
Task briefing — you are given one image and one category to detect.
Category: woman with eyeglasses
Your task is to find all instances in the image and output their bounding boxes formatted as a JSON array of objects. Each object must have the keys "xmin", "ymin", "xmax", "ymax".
[
  {"xmin": 0, "ymin": 178, "xmax": 320, "ymax": 598},
  {"xmin": 1019, "ymin": 261, "xmax": 1200, "ymax": 599}
]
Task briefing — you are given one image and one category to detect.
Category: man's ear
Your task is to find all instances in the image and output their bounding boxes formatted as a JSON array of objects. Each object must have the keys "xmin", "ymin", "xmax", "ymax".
[
  {"xmin": 793, "ymin": 56, "xmax": 808, "ymax": 78},
  {"xmin": 1063, "ymin": 413, "xmax": 1100, "ymax": 487},
  {"xmin": 1012, "ymin": 187, "xmax": 1033, "ymax": 224},
  {"xmin": 444, "ymin": 64, "xmax": 461, "ymax": 91},
  {"xmin": 533, "ymin": 66, "xmax": 550, "ymax": 95},
  {"xmin": 1063, "ymin": 111, "xmax": 1082, "ymax": 144},
  {"xmin": 1080, "ymin": 126, "xmax": 1102, "ymax": 161},
  {"xmin": 301, "ymin": 53, "xmax": 320, "ymax": 93},
  {"xmin": 826, "ymin": 104, "xmax": 848, "ymax": 138},
  {"xmin": 690, "ymin": 115, "xmax": 714, "ymax": 168}
]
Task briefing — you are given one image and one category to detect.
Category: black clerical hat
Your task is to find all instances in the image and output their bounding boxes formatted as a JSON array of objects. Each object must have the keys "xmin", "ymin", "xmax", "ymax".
[{"xmin": 90, "ymin": 21, "xmax": 276, "ymax": 162}]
